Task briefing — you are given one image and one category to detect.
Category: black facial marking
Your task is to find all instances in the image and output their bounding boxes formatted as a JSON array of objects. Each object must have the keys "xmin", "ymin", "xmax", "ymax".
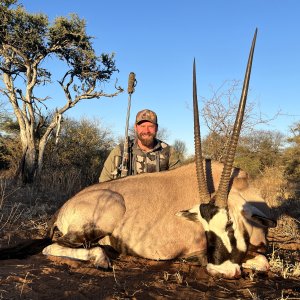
[
  {"xmin": 199, "ymin": 203, "xmax": 220, "ymax": 223},
  {"xmin": 247, "ymin": 242, "xmax": 267, "ymax": 258},
  {"xmin": 179, "ymin": 210, "xmax": 199, "ymax": 222},
  {"xmin": 206, "ymin": 228, "xmax": 248, "ymax": 265},
  {"xmin": 203, "ymin": 207, "xmax": 250, "ymax": 265},
  {"xmin": 225, "ymin": 220, "xmax": 235, "ymax": 245},
  {"xmin": 206, "ymin": 231, "xmax": 230, "ymax": 265},
  {"xmin": 230, "ymin": 229, "xmax": 249, "ymax": 264}
]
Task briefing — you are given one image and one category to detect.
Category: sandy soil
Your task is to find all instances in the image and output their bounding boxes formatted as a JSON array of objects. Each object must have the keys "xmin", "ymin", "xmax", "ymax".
[{"xmin": 0, "ymin": 230, "xmax": 300, "ymax": 300}]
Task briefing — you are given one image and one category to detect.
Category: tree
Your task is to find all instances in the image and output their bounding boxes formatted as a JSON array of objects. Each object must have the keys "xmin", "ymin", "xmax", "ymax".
[
  {"xmin": 0, "ymin": 1, "xmax": 122, "ymax": 183},
  {"xmin": 201, "ymin": 80, "xmax": 279, "ymax": 162},
  {"xmin": 0, "ymin": 101, "xmax": 21, "ymax": 174},
  {"xmin": 282, "ymin": 122, "xmax": 300, "ymax": 183},
  {"xmin": 0, "ymin": 133, "xmax": 22, "ymax": 174},
  {"xmin": 44, "ymin": 117, "xmax": 114, "ymax": 189},
  {"xmin": 202, "ymin": 131, "xmax": 227, "ymax": 161},
  {"xmin": 172, "ymin": 139, "xmax": 187, "ymax": 163},
  {"xmin": 235, "ymin": 130, "xmax": 284, "ymax": 177},
  {"xmin": 202, "ymin": 129, "xmax": 284, "ymax": 178}
]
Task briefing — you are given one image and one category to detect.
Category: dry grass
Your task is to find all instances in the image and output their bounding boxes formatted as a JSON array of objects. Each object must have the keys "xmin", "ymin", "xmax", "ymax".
[
  {"xmin": 251, "ymin": 166, "xmax": 300, "ymax": 281},
  {"xmin": 252, "ymin": 165, "xmax": 300, "ymax": 237},
  {"xmin": 251, "ymin": 166, "xmax": 292, "ymax": 207},
  {"xmin": 269, "ymin": 246, "xmax": 300, "ymax": 279},
  {"xmin": 0, "ymin": 164, "xmax": 98, "ymax": 234},
  {"xmin": 37, "ymin": 168, "xmax": 86, "ymax": 200},
  {"xmin": 0, "ymin": 173, "xmax": 71, "ymax": 244},
  {"xmin": 0, "ymin": 179, "xmax": 23, "ymax": 233},
  {"xmin": 0, "ymin": 179, "xmax": 20, "ymax": 209},
  {"xmin": 271, "ymin": 213, "xmax": 300, "ymax": 240},
  {"xmin": 163, "ymin": 271, "xmax": 184, "ymax": 284}
]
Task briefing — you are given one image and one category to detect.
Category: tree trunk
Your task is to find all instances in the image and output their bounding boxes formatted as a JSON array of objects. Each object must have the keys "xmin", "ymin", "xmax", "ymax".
[
  {"xmin": 22, "ymin": 144, "xmax": 37, "ymax": 184},
  {"xmin": 36, "ymin": 137, "xmax": 47, "ymax": 180},
  {"xmin": 17, "ymin": 132, "xmax": 37, "ymax": 184}
]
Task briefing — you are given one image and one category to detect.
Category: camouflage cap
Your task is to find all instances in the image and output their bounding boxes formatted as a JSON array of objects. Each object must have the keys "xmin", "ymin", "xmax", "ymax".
[{"xmin": 135, "ymin": 109, "xmax": 158, "ymax": 125}]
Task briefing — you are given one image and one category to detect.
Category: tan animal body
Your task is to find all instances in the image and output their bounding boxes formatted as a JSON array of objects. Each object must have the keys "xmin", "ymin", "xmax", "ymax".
[{"xmin": 44, "ymin": 159, "xmax": 274, "ymax": 278}]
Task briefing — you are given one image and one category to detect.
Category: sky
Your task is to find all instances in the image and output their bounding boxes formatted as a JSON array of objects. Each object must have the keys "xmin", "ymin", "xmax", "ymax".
[{"xmin": 17, "ymin": 0, "xmax": 300, "ymax": 154}]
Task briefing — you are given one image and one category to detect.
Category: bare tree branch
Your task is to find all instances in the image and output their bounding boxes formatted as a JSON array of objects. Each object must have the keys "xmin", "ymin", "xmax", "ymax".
[{"xmin": 0, "ymin": 5, "xmax": 121, "ymax": 183}]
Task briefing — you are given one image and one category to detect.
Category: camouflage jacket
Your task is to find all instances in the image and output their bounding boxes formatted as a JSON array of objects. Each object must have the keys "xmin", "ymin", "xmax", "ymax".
[{"xmin": 99, "ymin": 139, "xmax": 179, "ymax": 182}]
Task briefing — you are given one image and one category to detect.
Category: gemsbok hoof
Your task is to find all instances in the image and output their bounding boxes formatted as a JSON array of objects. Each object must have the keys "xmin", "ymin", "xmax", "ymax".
[
  {"xmin": 242, "ymin": 254, "xmax": 270, "ymax": 272},
  {"xmin": 206, "ymin": 261, "xmax": 242, "ymax": 279},
  {"xmin": 90, "ymin": 247, "xmax": 112, "ymax": 269}
]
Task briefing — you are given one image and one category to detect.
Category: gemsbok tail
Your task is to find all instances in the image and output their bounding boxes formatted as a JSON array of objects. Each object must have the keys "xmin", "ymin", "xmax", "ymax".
[{"xmin": 0, "ymin": 237, "xmax": 52, "ymax": 260}]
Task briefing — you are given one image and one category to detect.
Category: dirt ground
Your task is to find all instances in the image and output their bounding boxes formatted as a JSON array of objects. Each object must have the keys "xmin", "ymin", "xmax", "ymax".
[{"xmin": 0, "ymin": 228, "xmax": 300, "ymax": 300}]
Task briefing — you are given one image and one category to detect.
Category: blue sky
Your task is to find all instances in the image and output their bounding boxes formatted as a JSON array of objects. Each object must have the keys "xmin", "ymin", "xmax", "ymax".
[{"xmin": 20, "ymin": 0, "xmax": 300, "ymax": 154}]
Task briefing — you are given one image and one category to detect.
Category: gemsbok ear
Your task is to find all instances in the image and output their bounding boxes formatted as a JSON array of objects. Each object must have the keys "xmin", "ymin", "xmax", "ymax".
[
  {"xmin": 241, "ymin": 203, "xmax": 277, "ymax": 228},
  {"xmin": 176, "ymin": 205, "xmax": 200, "ymax": 223}
]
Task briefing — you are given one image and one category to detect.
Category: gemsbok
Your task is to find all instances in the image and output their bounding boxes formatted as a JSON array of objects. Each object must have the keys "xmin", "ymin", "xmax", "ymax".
[{"xmin": 0, "ymin": 29, "xmax": 276, "ymax": 279}]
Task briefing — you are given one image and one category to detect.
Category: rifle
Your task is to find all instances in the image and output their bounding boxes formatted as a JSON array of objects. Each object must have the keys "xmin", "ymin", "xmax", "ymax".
[{"xmin": 120, "ymin": 72, "xmax": 136, "ymax": 177}]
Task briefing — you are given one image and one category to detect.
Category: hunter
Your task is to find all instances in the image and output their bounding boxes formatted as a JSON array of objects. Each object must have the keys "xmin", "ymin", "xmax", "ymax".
[{"xmin": 99, "ymin": 109, "xmax": 179, "ymax": 182}]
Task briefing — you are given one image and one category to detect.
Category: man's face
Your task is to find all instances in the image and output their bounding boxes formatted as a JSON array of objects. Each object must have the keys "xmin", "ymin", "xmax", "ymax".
[{"xmin": 135, "ymin": 121, "xmax": 158, "ymax": 147}]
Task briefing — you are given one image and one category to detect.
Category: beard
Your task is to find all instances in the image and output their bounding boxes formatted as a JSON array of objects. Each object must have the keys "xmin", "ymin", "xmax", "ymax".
[{"xmin": 137, "ymin": 132, "xmax": 156, "ymax": 147}]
